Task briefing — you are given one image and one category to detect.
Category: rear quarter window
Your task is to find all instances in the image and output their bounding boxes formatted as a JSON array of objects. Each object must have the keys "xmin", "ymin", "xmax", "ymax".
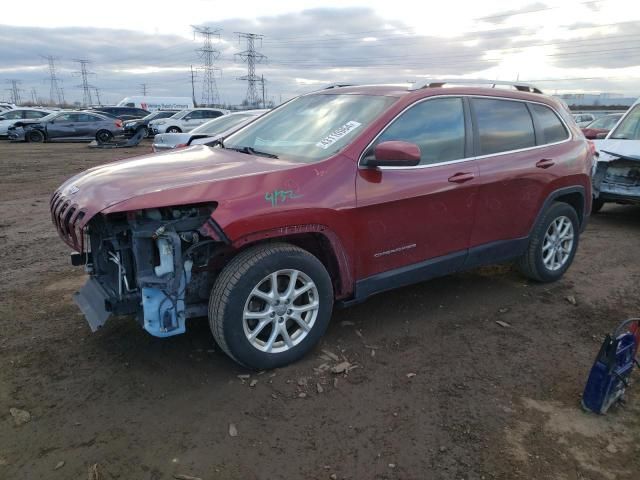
[
  {"xmin": 472, "ymin": 98, "xmax": 535, "ymax": 155},
  {"xmin": 529, "ymin": 103, "xmax": 569, "ymax": 144}
]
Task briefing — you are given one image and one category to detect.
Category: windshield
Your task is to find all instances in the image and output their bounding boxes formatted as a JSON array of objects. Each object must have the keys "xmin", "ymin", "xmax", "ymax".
[
  {"xmin": 609, "ymin": 105, "xmax": 640, "ymax": 140},
  {"xmin": 587, "ymin": 115, "xmax": 621, "ymax": 130},
  {"xmin": 192, "ymin": 113, "xmax": 255, "ymax": 135},
  {"xmin": 223, "ymin": 94, "xmax": 397, "ymax": 162}
]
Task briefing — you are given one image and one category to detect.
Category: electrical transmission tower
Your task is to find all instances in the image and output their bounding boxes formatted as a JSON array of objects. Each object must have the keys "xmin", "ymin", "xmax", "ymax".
[
  {"xmin": 139, "ymin": 83, "xmax": 148, "ymax": 96},
  {"xmin": 192, "ymin": 26, "xmax": 221, "ymax": 107},
  {"xmin": 31, "ymin": 87, "xmax": 38, "ymax": 104},
  {"xmin": 42, "ymin": 55, "xmax": 64, "ymax": 105},
  {"xmin": 94, "ymin": 87, "xmax": 102, "ymax": 105},
  {"xmin": 235, "ymin": 32, "xmax": 266, "ymax": 108},
  {"xmin": 73, "ymin": 59, "xmax": 95, "ymax": 106},
  {"xmin": 5, "ymin": 79, "xmax": 22, "ymax": 104}
]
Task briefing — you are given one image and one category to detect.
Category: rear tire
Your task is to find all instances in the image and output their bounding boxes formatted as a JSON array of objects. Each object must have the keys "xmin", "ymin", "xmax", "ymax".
[
  {"xmin": 27, "ymin": 130, "xmax": 45, "ymax": 143},
  {"xmin": 209, "ymin": 243, "xmax": 334, "ymax": 369},
  {"xmin": 96, "ymin": 130, "xmax": 113, "ymax": 144},
  {"xmin": 591, "ymin": 197, "xmax": 605, "ymax": 214},
  {"xmin": 517, "ymin": 202, "xmax": 580, "ymax": 283}
]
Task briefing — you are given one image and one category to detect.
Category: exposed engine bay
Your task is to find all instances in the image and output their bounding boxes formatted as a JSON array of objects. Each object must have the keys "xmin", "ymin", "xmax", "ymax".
[
  {"xmin": 73, "ymin": 203, "xmax": 228, "ymax": 336},
  {"xmin": 593, "ymin": 150, "xmax": 640, "ymax": 204}
]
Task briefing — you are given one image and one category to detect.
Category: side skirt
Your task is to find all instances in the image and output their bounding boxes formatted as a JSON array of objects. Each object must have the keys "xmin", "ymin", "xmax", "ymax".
[{"xmin": 338, "ymin": 237, "xmax": 529, "ymax": 308}]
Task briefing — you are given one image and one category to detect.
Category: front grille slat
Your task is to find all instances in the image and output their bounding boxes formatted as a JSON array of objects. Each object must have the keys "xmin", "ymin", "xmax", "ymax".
[{"xmin": 50, "ymin": 192, "xmax": 85, "ymax": 251}]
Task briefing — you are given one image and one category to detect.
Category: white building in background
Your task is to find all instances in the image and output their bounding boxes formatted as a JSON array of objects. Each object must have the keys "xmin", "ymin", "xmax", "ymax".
[{"xmin": 556, "ymin": 93, "xmax": 637, "ymax": 107}]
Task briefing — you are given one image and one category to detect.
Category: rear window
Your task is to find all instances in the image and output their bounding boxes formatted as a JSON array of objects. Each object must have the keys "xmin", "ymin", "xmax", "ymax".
[
  {"xmin": 530, "ymin": 104, "xmax": 569, "ymax": 144},
  {"xmin": 473, "ymin": 98, "xmax": 535, "ymax": 155}
]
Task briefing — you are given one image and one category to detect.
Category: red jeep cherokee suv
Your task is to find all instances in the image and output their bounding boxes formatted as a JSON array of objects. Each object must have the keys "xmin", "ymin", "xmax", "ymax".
[{"xmin": 51, "ymin": 80, "xmax": 592, "ymax": 369}]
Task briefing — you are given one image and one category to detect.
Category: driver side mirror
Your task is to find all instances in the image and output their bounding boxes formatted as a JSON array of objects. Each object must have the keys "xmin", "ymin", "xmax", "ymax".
[{"xmin": 365, "ymin": 141, "xmax": 421, "ymax": 168}]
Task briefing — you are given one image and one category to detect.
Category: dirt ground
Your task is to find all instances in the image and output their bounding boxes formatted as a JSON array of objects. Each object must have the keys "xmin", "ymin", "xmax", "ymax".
[{"xmin": 0, "ymin": 140, "xmax": 639, "ymax": 480}]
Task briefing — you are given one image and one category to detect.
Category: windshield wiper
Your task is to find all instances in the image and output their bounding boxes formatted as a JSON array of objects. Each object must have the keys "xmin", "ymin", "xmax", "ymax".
[{"xmin": 227, "ymin": 145, "xmax": 279, "ymax": 158}]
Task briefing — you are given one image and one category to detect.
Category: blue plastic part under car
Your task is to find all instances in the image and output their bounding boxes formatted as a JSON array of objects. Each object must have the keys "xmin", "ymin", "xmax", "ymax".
[
  {"xmin": 582, "ymin": 319, "xmax": 640, "ymax": 414},
  {"xmin": 141, "ymin": 260, "xmax": 193, "ymax": 337}
]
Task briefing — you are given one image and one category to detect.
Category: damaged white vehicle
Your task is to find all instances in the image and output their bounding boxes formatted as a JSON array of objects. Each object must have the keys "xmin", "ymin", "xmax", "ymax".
[{"xmin": 592, "ymin": 99, "xmax": 640, "ymax": 212}]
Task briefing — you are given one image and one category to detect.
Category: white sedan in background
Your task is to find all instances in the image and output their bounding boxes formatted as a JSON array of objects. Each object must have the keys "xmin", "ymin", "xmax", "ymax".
[
  {"xmin": 153, "ymin": 109, "xmax": 268, "ymax": 151},
  {"xmin": 0, "ymin": 108, "xmax": 52, "ymax": 136},
  {"xmin": 149, "ymin": 107, "xmax": 229, "ymax": 135}
]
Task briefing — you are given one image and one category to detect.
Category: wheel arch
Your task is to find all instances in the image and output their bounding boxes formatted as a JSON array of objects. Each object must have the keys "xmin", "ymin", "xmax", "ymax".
[
  {"xmin": 535, "ymin": 186, "xmax": 588, "ymax": 233},
  {"xmin": 230, "ymin": 225, "xmax": 353, "ymax": 300}
]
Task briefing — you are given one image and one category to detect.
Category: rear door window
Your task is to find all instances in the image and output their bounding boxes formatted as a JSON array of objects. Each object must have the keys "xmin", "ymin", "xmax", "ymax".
[
  {"xmin": 365, "ymin": 97, "xmax": 466, "ymax": 166},
  {"xmin": 472, "ymin": 98, "xmax": 535, "ymax": 155},
  {"xmin": 529, "ymin": 104, "xmax": 569, "ymax": 145}
]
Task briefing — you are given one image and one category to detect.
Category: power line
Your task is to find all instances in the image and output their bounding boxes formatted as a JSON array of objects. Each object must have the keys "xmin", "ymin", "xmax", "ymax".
[
  {"xmin": 235, "ymin": 32, "xmax": 266, "ymax": 107},
  {"xmin": 192, "ymin": 26, "xmax": 221, "ymax": 106},
  {"xmin": 73, "ymin": 59, "xmax": 95, "ymax": 106}
]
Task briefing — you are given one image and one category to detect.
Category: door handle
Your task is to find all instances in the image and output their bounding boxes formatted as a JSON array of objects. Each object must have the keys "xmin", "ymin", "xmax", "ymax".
[
  {"xmin": 448, "ymin": 172, "xmax": 475, "ymax": 184},
  {"xmin": 536, "ymin": 158, "xmax": 555, "ymax": 169}
]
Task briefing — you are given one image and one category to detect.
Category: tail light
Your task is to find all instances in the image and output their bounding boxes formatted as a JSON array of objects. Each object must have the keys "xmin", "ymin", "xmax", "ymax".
[
  {"xmin": 176, "ymin": 143, "xmax": 187, "ymax": 149},
  {"xmin": 587, "ymin": 140, "xmax": 598, "ymax": 157},
  {"xmin": 115, "ymin": 120, "xmax": 123, "ymax": 128}
]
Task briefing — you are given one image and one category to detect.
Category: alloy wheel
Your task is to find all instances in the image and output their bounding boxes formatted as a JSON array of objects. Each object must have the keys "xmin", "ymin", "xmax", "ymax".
[
  {"xmin": 242, "ymin": 269, "xmax": 320, "ymax": 353},
  {"xmin": 542, "ymin": 216, "xmax": 574, "ymax": 271}
]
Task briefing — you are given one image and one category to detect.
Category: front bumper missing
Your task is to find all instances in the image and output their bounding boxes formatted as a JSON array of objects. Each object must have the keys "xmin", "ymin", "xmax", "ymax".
[{"xmin": 593, "ymin": 151, "xmax": 640, "ymax": 204}]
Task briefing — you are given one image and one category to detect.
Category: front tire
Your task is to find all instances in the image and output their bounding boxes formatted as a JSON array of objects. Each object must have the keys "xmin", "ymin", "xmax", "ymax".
[
  {"xmin": 166, "ymin": 126, "xmax": 181, "ymax": 133},
  {"xmin": 27, "ymin": 130, "xmax": 45, "ymax": 143},
  {"xmin": 517, "ymin": 202, "xmax": 580, "ymax": 283},
  {"xmin": 209, "ymin": 243, "xmax": 334, "ymax": 369}
]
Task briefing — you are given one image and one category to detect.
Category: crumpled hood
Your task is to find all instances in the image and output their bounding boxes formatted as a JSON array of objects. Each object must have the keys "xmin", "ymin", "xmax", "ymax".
[
  {"xmin": 593, "ymin": 139, "xmax": 640, "ymax": 162},
  {"xmin": 55, "ymin": 145, "xmax": 298, "ymax": 222}
]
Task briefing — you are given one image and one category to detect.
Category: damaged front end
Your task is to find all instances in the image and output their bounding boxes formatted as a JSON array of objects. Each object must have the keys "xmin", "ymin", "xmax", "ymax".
[
  {"xmin": 593, "ymin": 150, "xmax": 640, "ymax": 205},
  {"xmin": 55, "ymin": 202, "xmax": 228, "ymax": 337}
]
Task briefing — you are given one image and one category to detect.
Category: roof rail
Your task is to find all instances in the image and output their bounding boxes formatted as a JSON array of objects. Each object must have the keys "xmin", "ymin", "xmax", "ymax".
[
  {"xmin": 409, "ymin": 79, "xmax": 543, "ymax": 94},
  {"xmin": 323, "ymin": 83, "xmax": 357, "ymax": 90}
]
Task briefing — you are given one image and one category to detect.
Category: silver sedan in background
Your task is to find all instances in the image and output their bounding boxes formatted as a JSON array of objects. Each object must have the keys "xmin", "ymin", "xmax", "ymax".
[{"xmin": 152, "ymin": 109, "xmax": 269, "ymax": 151}]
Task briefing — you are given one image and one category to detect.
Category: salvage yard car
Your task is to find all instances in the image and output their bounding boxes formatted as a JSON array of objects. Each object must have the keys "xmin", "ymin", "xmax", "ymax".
[
  {"xmin": 149, "ymin": 108, "xmax": 229, "ymax": 134},
  {"xmin": 152, "ymin": 109, "xmax": 268, "ymax": 151},
  {"xmin": 9, "ymin": 111, "xmax": 123, "ymax": 143},
  {"xmin": 51, "ymin": 80, "xmax": 593, "ymax": 369},
  {"xmin": 123, "ymin": 110, "xmax": 180, "ymax": 138},
  {"xmin": 580, "ymin": 113, "xmax": 623, "ymax": 139},
  {"xmin": 592, "ymin": 98, "xmax": 640, "ymax": 212},
  {"xmin": 0, "ymin": 107, "xmax": 52, "ymax": 136}
]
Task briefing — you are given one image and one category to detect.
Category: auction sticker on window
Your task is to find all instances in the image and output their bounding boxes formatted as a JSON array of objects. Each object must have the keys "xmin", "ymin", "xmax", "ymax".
[{"xmin": 316, "ymin": 121, "xmax": 361, "ymax": 149}]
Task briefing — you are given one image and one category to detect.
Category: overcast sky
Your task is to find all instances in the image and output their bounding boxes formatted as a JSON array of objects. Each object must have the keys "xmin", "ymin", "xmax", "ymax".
[{"xmin": 1, "ymin": 0, "xmax": 639, "ymax": 105}]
